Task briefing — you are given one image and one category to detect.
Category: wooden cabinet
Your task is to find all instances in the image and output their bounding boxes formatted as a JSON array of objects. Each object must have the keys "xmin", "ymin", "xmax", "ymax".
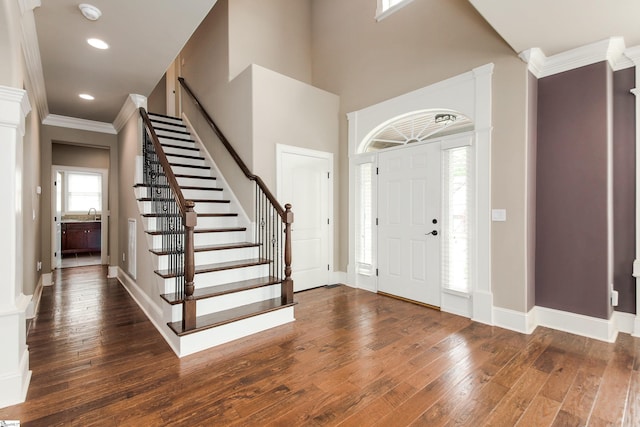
[{"xmin": 62, "ymin": 222, "xmax": 101, "ymax": 254}]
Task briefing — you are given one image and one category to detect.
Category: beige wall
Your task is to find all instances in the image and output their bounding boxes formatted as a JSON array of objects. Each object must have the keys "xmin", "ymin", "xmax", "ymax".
[
  {"xmin": 147, "ymin": 74, "xmax": 167, "ymax": 116},
  {"xmin": 40, "ymin": 125, "xmax": 118, "ymax": 273},
  {"xmin": 228, "ymin": 0, "xmax": 312, "ymax": 83},
  {"xmin": 52, "ymin": 143, "xmax": 110, "ymax": 169},
  {"xmin": 0, "ymin": 0, "xmax": 23, "ymax": 87},
  {"xmin": 309, "ymin": 0, "xmax": 529, "ymax": 311}
]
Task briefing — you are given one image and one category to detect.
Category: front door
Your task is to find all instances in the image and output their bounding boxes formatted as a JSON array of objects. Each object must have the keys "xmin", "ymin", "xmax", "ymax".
[{"xmin": 377, "ymin": 142, "xmax": 441, "ymax": 306}]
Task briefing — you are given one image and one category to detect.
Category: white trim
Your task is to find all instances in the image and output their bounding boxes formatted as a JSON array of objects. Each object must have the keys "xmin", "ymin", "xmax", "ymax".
[
  {"xmin": 615, "ymin": 311, "xmax": 636, "ymax": 335},
  {"xmin": 107, "ymin": 265, "xmax": 118, "ymax": 278},
  {"xmin": 536, "ymin": 306, "xmax": 617, "ymax": 343},
  {"xmin": 42, "ymin": 272, "xmax": 52, "ymax": 286},
  {"xmin": 113, "ymin": 94, "xmax": 147, "ymax": 132},
  {"xmin": 493, "ymin": 306, "xmax": 537, "ymax": 335},
  {"xmin": 330, "ymin": 270, "xmax": 347, "ymax": 285},
  {"xmin": 25, "ymin": 276, "xmax": 43, "ymax": 319},
  {"xmin": 43, "ymin": 114, "xmax": 116, "ymax": 134},
  {"xmin": 520, "ymin": 37, "xmax": 627, "ymax": 78},
  {"xmin": 375, "ymin": 0, "xmax": 415, "ymax": 21}
]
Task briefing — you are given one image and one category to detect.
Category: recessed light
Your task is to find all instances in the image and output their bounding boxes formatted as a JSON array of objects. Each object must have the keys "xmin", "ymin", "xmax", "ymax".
[
  {"xmin": 87, "ymin": 38, "xmax": 109, "ymax": 50},
  {"xmin": 79, "ymin": 4, "xmax": 102, "ymax": 21},
  {"xmin": 79, "ymin": 94, "xmax": 95, "ymax": 100}
]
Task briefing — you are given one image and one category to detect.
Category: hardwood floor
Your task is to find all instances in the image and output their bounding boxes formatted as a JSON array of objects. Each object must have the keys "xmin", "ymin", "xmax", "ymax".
[{"xmin": 1, "ymin": 265, "xmax": 639, "ymax": 426}]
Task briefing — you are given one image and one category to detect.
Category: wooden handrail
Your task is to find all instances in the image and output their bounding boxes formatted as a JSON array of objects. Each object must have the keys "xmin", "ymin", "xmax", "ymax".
[
  {"xmin": 178, "ymin": 77, "xmax": 289, "ymax": 223},
  {"xmin": 140, "ymin": 107, "xmax": 197, "ymax": 330}
]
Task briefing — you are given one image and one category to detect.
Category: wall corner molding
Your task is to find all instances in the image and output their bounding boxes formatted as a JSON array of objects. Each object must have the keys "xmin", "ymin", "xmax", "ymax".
[
  {"xmin": 42, "ymin": 114, "xmax": 116, "ymax": 134},
  {"xmin": 113, "ymin": 94, "xmax": 147, "ymax": 132},
  {"xmin": 520, "ymin": 37, "xmax": 629, "ymax": 78}
]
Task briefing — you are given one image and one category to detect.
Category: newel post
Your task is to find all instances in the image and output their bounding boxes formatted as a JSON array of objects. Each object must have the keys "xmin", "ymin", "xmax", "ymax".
[
  {"xmin": 282, "ymin": 204, "xmax": 294, "ymax": 304},
  {"xmin": 183, "ymin": 200, "xmax": 197, "ymax": 331}
]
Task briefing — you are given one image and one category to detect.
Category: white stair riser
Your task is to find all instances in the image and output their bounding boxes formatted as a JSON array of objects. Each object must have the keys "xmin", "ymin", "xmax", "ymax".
[
  {"xmin": 167, "ymin": 155, "xmax": 206, "ymax": 167},
  {"xmin": 139, "ymin": 200, "xmax": 230, "ymax": 214},
  {"xmin": 151, "ymin": 123, "xmax": 186, "ymax": 132},
  {"xmin": 155, "ymin": 129, "xmax": 193, "ymax": 140},
  {"xmin": 170, "ymin": 165, "xmax": 211, "ymax": 177},
  {"xmin": 158, "ymin": 137, "xmax": 196, "ymax": 149},
  {"xmin": 176, "ymin": 176, "xmax": 218, "ymax": 188},
  {"xmin": 136, "ymin": 187, "xmax": 224, "ymax": 201},
  {"xmin": 161, "ymin": 264, "xmax": 270, "ymax": 293},
  {"xmin": 150, "ymin": 230, "xmax": 245, "ymax": 248},
  {"xmin": 145, "ymin": 215, "xmax": 238, "ymax": 232},
  {"xmin": 149, "ymin": 115, "xmax": 183, "ymax": 126},
  {"xmin": 155, "ymin": 246, "xmax": 259, "ymax": 270},
  {"xmin": 167, "ymin": 284, "xmax": 281, "ymax": 322},
  {"xmin": 176, "ymin": 307, "xmax": 295, "ymax": 357}
]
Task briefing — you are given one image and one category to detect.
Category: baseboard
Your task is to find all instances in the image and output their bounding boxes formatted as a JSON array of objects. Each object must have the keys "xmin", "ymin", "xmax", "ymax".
[
  {"xmin": 614, "ymin": 310, "xmax": 636, "ymax": 335},
  {"xmin": 472, "ymin": 290, "xmax": 494, "ymax": 325},
  {"xmin": 42, "ymin": 272, "xmax": 52, "ymax": 286},
  {"xmin": 116, "ymin": 267, "xmax": 179, "ymax": 356},
  {"xmin": 0, "ymin": 348, "xmax": 31, "ymax": 409},
  {"xmin": 107, "ymin": 265, "xmax": 118, "ymax": 278},
  {"xmin": 25, "ymin": 276, "xmax": 44, "ymax": 319},
  {"xmin": 493, "ymin": 306, "xmax": 536, "ymax": 335},
  {"xmin": 535, "ymin": 306, "xmax": 617, "ymax": 343},
  {"xmin": 330, "ymin": 270, "xmax": 347, "ymax": 285}
]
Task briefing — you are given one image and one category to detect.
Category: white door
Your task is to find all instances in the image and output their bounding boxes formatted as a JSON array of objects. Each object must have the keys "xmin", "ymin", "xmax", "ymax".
[
  {"xmin": 54, "ymin": 171, "xmax": 62, "ymax": 269},
  {"xmin": 280, "ymin": 150, "xmax": 331, "ymax": 292},
  {"xmin": 377, "ymin": 142, "xmax": 441, "ymax": 306}
]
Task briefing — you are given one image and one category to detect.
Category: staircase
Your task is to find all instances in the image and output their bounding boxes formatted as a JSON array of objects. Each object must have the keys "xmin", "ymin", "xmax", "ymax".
[{"xmin": 135, "ymin": 110, "xmax": 295, "ymax": 356}]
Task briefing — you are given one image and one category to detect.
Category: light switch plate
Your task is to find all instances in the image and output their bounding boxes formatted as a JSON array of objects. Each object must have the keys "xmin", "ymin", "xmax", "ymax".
[{"xmin": 492, "ymin": 209, "xmax": 507, "ymax": 222}]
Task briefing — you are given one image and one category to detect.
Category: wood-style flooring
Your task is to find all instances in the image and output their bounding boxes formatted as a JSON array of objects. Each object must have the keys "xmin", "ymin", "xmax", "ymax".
[{"xmin": 1, "ymin": 265, "xmax": 639, "ymax": 426}]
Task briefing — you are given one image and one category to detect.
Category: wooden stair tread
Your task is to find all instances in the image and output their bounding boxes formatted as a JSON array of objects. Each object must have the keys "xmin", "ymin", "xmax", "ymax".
[
  {"xmin": 135, "ymin": 183, "xmax": 222, "ymax": 191},
  {"xmin": 157, "ymin": 134, "xmax": 195, "ymax": 143},
  {"xmin": 146, "ymin": 226, "xmax": 245, "ymax": 236},
  {"xmin": 150, "ymin": 141, "xmax": 199, "ymax": 152},
  {"xmin": 148, "ymin": 112, "xmax": 182, "ymax": 121},
  {"xmin": 149, "ymin": 118, "xmax": 187, "ymax": 129},
  {"xmin": 150, "ymin": 241, "xmax": 258, "ymax": 256},
  {"xmin": 142, "ymin": 212, "xmax": 237, "ymax": 218},
  {"xmin": 137, "ymin": 197, "xmax": 230, "ymax": 203},
  {"xmin": 161, "ymin": 276, "xmax": 281, "ymax": 305},
  {"xmin": 155, "ymin": 257, "xmax": 270, "ymax": 278},
  {"xmin": 167, "ymin": 298, "xmax": 296, "ymax": 336},
  {"xmin": 164, "ymin": 152, "xmax": 205, "ymax": 161},
  {"xmin": 154, "ymin": 126, "xmax": 191, "ymax": 136},
  {"xmin": 149, "ymin": 160, "xmax": 210, "ymax": 170},
  {"xmin": 174, "ymin": 174, "xmax": 217, "ymax": 180}
]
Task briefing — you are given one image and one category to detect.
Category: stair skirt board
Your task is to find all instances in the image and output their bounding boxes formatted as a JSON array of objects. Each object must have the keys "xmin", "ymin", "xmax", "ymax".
[
  {"xmin": 164, "ymin": 283, "xmax": 282, "ymax": 323},
  {"xmin": 175, "ymin": 306, "xmax": 295, "ymax": 357},
  {"xmin": 159, "ymin": 264, "xmax": 270, "ymax": 294},
  {"xmin": 155, "ymin": 246, "xmax": 259, "ymax": 269}
]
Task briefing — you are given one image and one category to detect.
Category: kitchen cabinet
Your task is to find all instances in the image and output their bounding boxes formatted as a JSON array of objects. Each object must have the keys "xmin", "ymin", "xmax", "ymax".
[{"xmin": 62, "ymin": 221, "xmax": 101, "ymax": 254}]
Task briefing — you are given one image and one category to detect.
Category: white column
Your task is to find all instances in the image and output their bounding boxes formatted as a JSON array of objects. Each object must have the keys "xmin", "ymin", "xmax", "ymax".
[{"xmin": 0, "ymin": 85, "xmax": 32, "ymax": 408}]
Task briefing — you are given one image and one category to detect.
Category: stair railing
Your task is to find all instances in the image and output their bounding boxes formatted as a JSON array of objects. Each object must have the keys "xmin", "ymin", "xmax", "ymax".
[
  {"xmin": 140, "ymin": 108, "xmax": 198, "ymax": 330},
  {"xmin": 178, "ymin": 77, "xmax": 294, "ymax": 305}
]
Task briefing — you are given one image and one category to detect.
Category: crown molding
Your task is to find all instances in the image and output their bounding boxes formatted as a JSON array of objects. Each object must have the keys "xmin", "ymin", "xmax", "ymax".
[
  {"xmin": 42, "ymin": 114, "xmax": 116, "ymax": 134},
  {"xmin": 18, "ymin": 0, "xmax": 48, "ymax": 121},
  {"xmin": 113, "ymin": 94, "xmax": 147, "ymax": 132},
  {"xmin": 520, "ymin": 37, "xmax": 628, "ymax": 78}
]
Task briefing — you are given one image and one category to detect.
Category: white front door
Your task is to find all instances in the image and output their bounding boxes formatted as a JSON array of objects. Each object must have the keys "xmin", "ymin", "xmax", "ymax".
[
  {"xmin": 377, "ymin": 142, "xmax": 441, "ymax": 306},
  {"xmin": 279, "ymin": 150, "xmax": 331, "ymax": 292}
]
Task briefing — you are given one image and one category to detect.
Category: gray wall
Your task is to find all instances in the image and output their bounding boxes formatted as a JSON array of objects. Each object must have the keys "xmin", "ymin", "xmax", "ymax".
[
  {"xmin": 52, "ymin": 142, "xmax": 110, "ymax": 169},
  {"xmin": 535, "ymin": 62, "xmax": 610, "ymax": 319},
  {"xmin": 148, "ymin": 74, "xmax": 167, "ymax": 116},
  {"xmin": 613, "ymin": 67, "xmax": 636, "ymax": 314}
]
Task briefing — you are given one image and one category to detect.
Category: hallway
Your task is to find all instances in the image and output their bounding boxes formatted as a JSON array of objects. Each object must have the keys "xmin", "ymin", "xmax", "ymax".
[{"xmin": 1, "ymin": 266, "xmax": 640, "ymax": 425}]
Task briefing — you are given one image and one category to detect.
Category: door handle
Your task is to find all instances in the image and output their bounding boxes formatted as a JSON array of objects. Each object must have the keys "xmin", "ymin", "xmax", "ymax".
[{"xmin": 426, "ymin": 230, "xmax": 438, "ymax": 236}]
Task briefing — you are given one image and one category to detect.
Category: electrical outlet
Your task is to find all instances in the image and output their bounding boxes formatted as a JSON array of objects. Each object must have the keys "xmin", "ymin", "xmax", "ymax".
[{"xmin": 36, "ymin": 261, "xmax": 42, "ymax": 271}]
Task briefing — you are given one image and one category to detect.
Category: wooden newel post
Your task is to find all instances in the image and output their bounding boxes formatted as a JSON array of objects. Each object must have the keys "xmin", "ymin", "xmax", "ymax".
[
  {"xmin": 282, "ymin": 203, "xmax": 294, "ymax": 305},
  {"xmin": 183, "ymin": 200, "xmax": 197, "ymax": 331}
]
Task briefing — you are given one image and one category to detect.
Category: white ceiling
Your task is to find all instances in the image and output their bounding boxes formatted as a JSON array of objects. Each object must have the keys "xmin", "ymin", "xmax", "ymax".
[
  {"xmin": 469, "ymin": 0, "xmax": 640, "ymax": 56},
  {"xmin": 33, "ymin": 0, "xmax": 216, "ymax": 124},
  {"xmin": 29, "ymin": 1, "xmax": 640, "ymax": 126}
]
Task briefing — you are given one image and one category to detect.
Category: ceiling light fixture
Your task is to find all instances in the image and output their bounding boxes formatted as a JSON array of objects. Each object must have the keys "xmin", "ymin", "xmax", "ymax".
[
  {"xmin": 87, "ymin": 38, "xmax": 109, "ymax": 49},
  {"xmin": 79, "ymin": 4, "xmax": 102, "ymax": 21},
  {"xmin": 79, "ymin": 94, "xmax": 95, "ymax": 100}
]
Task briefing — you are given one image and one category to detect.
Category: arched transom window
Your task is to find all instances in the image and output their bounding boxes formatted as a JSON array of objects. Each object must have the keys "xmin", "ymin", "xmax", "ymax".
[{"xmin": 362, "ymin": 109, "xmax": 473, "ymax": 152}]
